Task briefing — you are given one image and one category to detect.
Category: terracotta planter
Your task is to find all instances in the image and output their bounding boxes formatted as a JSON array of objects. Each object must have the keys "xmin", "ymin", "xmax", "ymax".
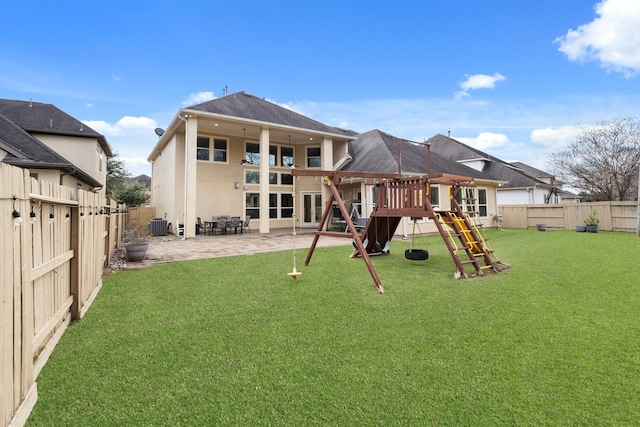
[{"xmin": 125, "ymin": 241, "xmax": 149, "ymax": 262}]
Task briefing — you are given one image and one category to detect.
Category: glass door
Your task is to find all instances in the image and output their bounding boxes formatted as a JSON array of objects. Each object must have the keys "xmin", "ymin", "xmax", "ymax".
[{"xmin": 302, "ymin": 193, "xmax": 322, "ymax": 227}]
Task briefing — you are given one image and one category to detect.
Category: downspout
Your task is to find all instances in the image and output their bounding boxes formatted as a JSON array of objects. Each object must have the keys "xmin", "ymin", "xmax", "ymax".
[{"xmin": 59, "ymin": 167, "xmax": 76, "ymax": 186}]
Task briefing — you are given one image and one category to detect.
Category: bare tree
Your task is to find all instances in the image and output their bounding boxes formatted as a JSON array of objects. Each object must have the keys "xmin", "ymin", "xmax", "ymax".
[{"xmin": 549, "ymin": 117, "xmax": 640, "ymax": 201}]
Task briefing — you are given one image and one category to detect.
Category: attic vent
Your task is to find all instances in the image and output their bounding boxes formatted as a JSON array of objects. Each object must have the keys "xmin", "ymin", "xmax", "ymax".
[
  {"xmin": 79, "ymin": 124, "xmax": 84, "ymax": 131},
  {"xmin": 48, "ymin": 119, "xmax": 53, "ymax": 128}
]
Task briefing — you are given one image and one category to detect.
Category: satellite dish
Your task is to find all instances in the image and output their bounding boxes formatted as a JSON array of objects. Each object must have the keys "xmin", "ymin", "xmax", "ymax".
[{"xmin": 155, "ymin": 128, "xmax": 165, "ymax": 137}]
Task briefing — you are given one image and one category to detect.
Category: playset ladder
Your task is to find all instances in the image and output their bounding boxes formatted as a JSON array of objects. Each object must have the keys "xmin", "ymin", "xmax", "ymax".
[{"xmin": 432, "ymin": 206, "xmax": 504, "ymax": 278}]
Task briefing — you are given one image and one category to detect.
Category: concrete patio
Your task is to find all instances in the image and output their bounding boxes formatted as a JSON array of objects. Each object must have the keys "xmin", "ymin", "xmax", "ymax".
[{"xmin": 123, "ymin": 228, "xmax": 351, "ymax": 269}]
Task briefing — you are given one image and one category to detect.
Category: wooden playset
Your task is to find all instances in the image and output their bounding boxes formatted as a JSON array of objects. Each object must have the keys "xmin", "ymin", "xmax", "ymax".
[{"xmin": 290, "ymin": 169, "xmax": 509, "ymax": 294}]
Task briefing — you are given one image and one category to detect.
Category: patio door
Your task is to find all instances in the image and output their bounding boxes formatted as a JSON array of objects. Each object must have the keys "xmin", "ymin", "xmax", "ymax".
[{"xmin": 302, "ymin": 192, "xmax": 322, "ymax": 227}]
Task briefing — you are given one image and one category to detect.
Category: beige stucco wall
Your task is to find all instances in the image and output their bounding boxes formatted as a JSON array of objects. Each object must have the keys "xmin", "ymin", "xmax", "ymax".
[
  {"xmin": 193, "ymin": 137, "xmax": 329, "ymax": 231},
  {"xmin": 33, "ymin": 133, "xmax": 107, "ymax": 194},
  {"xmin": 26, "ymin": 168, "xmax": 94, "ymax": 199},
  {"xmin": 150, "ymin": 134, "xmax": 179, "ymax": 230}
]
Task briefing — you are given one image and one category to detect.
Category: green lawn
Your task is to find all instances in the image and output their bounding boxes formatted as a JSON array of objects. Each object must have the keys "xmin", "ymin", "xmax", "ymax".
[{"xmin": 28, "ymin": 229, "xmax": 640, "ymax": 426}]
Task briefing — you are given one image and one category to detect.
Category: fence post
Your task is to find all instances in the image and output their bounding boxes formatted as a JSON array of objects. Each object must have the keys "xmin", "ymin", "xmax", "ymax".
[{"xmin": 70, "ymin": 192, "xmax": 81, "ymax": 320}]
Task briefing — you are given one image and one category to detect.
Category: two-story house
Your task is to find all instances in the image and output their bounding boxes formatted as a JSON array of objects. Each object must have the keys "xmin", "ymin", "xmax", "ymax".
[{"xmin": 0, "ymin": 99, "xmax": 112, "ymax": 195}]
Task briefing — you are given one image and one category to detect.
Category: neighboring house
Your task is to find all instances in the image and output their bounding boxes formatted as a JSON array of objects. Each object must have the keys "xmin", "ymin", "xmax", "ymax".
[
  {"xmin": 147, "ymin": 91, "xmax": 356, "ymax": 238},
  {"xmin": 0, "ymin": 99, "xmax": 112, "ymax": 195},
  {"xmin": 126, "ymin": 174, "xmax": 152, "ymax": 190},
  {"xmin": 508, "ymin": 161, "xmax": 579, "ymax": 203},
  {"xmin": 426, "ymin": 134, "xmax": 565, "ymax": 205},
  {"xmin": 339, "ymin": 129, "xmax": 506, "ymax": 234}
]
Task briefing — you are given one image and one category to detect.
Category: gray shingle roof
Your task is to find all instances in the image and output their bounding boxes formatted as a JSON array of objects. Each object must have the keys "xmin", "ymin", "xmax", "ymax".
[
  {"xmin": 0, "ymin": 98, "xmax": 112, "ymax": 156},
  {"xmin": 340, "ymin": 129, "xmax": 497, "ymax": 180},
  {"xmin": 426, "ymin": 134, "xmax": 548, "ymax": 189},
  {"xmin": 0, "ymin": 113, "xmax": 74, "ymax": 165},
  {"xmin": 509, "ymin": 161, "xmax": 554, "ymax": 180},
  {"xmin": 186, "ymin": 91, "xmax": 355, "ymax": 137}
]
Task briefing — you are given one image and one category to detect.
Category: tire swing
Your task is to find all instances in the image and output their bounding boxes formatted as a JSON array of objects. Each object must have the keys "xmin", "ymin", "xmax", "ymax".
[{"xmin": 405, "ymin": 218, "xmax": 429, "ymax": 261}]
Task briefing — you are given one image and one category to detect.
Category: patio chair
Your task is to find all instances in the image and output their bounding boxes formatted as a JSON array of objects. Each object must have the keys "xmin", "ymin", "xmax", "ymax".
[
  {"xmin": 213, "ymin": 217, "xmax": 227, "ymax": 235},
  {"xmin": 243, "ymin": 215, "xmax": 251, "ymax": 233},
  {"xmin": 196, "ymin": 217, "xmax": 203, "ymax": 235},
  {"xmin": 228, "ymin": 216, "xmax": 242, "ymax": 234}
]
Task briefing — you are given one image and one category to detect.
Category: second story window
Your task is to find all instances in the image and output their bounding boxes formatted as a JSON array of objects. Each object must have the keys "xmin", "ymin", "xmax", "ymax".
[
  {"xmin": 197, "ymin": 136, "xmax": 210, "ymax": 160},
  {"xmin": 197, "ymin": 136, "xmax": 228, "ymax": 162},
  {"xmin": 281, "ymin": 146, "xmax": 294, "ymax": 167},
  {"xmin": 307, "ymin": 147, "xmax": 321, "ymax": 168},
  {"xmin": 213, "ymin": 138, "xmax": 227, "ymax": 162},
  {"xmin": 246, "ymin": 143, "xmax": 260, "ymax": 165}
]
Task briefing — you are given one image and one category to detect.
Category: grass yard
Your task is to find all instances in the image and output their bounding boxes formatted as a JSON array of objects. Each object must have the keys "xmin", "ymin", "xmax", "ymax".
[{"xmin": 27, "ymin": 229, "xmax": 640, "ymax": 426}]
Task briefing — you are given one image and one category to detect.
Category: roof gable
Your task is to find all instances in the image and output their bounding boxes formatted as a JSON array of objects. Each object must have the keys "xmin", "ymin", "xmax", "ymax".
[{"xmin": 186, "ymin": 92, "xmax": 353, "ymax": 137}]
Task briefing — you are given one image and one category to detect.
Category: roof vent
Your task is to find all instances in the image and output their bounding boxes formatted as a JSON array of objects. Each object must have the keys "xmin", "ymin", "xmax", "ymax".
[{"xmin": 49, "ymin": 119, "xmax": 53, "ymax": 128}]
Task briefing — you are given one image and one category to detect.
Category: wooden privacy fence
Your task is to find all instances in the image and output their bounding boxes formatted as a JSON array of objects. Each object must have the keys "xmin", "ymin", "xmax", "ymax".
[
  {"xmin": 1, "ymin": 163, "xmax": 125, "ymax": 427},
  {"xmin": 498, "ymin": 201, "xmax": 638, "ymax": 232}
]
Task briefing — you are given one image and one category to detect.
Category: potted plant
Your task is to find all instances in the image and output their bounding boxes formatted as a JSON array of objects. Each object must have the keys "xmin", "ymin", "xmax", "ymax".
[
  {"xmin": 583, "ymin": 209, "xmax": 599, "ymax": 233},
  {"xmin": 123, "ymin": 219, "xmax": 149, "ymax": 262}
]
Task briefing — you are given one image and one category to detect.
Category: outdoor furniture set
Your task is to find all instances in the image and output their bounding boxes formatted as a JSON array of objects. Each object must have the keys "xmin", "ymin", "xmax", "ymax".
[{"xmin": 197, "ymin": 216, "xmax": 251, "ymax": 236}]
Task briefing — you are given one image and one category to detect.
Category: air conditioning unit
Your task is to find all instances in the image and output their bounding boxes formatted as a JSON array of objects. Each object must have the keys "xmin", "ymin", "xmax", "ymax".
[{"xmin": 148, "ymin": 218, "xmax": 168, "ymax": 236}]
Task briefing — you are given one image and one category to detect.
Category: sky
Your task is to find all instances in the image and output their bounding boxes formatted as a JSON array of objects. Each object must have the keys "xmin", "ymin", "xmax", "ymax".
[{"xmin": 2, "ymin": 0, "xmax": 640, "ymax": 178}]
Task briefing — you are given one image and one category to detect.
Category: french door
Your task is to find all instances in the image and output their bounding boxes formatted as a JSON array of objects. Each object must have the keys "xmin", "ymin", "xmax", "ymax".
[{"xmin": 302, "ymin": 193, "xmax": 322, "ymax": 227}]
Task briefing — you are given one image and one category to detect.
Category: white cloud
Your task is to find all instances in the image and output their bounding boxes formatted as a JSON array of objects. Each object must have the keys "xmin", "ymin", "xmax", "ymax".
[
  {"xmin": 85, "ymin": 116, "xmax": 161, "ymax": 176},
  {"xmin": 82, "ymin": 120, "xmax": 122, "ymax": 136},
  {"xmin": 460, "ymin": 73, "xmax": 507, "ymax": 91},
  {"xmin": 530, "ymin": 125, "xmax": 583, "ymax": 149},
  {"xmin": 457, "ymin": 132, "xmax": 510, "ymax": 151},
  {"xmin": 455, "ymin": 73, "xmax": 506, "ymax": 99},
  {"xmin": 112, "ymin": 75, "xmax": 122, "ymax": 81},
  {"xmin": 182, "ymin": 91, "xmax": 216, "ymax": 107},
  {"xmin": 555, "ymin": 0, "xmax": 640, "ymax": 76},
  {"xmin": 116, "ymin": 116, "xmax": 157, "ymax": 130},
  {"xmin": 86, "ymin": 103, "xmax": 94, "ymax": 108},
  {"xmin": 82, "ymin": 116, "xmax": 158, "ymax": 137}
]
